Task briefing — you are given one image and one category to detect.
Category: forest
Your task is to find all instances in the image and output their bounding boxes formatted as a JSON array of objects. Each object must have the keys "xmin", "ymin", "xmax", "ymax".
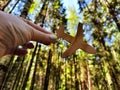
[{"xmin": 0, "ymin": 0, "xmax": 120, "ymax": 90}]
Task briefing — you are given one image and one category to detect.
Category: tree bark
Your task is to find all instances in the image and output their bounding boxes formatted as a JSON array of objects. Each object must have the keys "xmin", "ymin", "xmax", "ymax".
[{"xmin": 43, "ymin": 49, "xmax": 52, "ymax": 90}]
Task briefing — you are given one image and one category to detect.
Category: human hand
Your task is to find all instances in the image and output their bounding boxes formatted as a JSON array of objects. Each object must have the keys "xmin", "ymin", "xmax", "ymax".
[{"xmin": 0, "ymin": 11, "xmax": 57, "ymax": 57}]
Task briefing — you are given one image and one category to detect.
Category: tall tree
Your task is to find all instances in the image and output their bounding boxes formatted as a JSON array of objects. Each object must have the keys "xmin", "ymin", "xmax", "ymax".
[{"xmin": 0, "ymin": 0, "xmax": 120, "ymax": 90}]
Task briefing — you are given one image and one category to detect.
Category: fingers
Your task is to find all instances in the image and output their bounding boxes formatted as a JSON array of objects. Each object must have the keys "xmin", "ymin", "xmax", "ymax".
[
  {"xmin": 23, "ymin": 19, "xmax": 57, "ymax": 45},
  {"xmin": 23, "ymin": 42, "xmax": 34, "ymax": 49},
  {"xmin": 23, "ymin": 19, "xmax": 52, "ymax": 34},
  {"xmin": 14, "ymin": 42, "xmax": 34, "ymax": 56},
  {"xmin": 31, "ymin": 29, "xmax": 57, "ymax": 45},
  {"xmin": 0, "ymin": 47, "xmax": 28, "ymax": 57},
  {"xmin": 14, "ymin": 48, "xmax": 28, "ymax": 56},
  {"xmin": 1, "ymin": 42, "xmax": 34, "ymax": 57}
]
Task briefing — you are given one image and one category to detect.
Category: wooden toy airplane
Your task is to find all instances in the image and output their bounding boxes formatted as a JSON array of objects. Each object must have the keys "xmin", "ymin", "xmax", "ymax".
[{"xmin": 57, "ymin": 22, "xmax": 96, "ymax": 58}]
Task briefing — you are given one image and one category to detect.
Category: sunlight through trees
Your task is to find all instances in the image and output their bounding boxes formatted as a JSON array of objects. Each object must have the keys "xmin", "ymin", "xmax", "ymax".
[{"xmin": 0, "ymin": 0, "xmax": 120, "ymax": 90}]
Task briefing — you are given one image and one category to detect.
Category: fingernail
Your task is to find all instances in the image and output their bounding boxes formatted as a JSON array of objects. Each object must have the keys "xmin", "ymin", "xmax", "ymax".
[
  {"xmin": 49, "ymin": 34, "xmax": 57, "ymax": 40},
  {"xmin": 26, "ymin": 43, "xmax": 34, "ymax": 49}
]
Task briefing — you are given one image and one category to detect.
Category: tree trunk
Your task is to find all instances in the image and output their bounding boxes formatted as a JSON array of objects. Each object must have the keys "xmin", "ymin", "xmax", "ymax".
[{"xmin": 43, "ymin": 49, "xmax": 52, "ymax": 90}]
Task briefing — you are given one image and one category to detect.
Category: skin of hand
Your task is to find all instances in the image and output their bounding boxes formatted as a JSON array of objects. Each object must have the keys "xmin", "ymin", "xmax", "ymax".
[{"xmin": 0, "ymin": 11, "xmax": 57, "ymax": 57}]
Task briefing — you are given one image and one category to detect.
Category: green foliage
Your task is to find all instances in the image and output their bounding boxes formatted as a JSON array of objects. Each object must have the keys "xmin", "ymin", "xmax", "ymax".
[
  {"xmin": 28, "ymin": 0, "xmax": 40, "ymax": 14},
  {"xmin": 0, "ymin": 0, "xmax": 120, "ymax": 90}
]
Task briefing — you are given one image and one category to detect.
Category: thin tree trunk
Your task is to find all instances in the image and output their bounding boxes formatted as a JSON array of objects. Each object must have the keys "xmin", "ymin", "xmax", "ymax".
[
  {"xmin": 43, "ymin": 49, "xmax": 52, "ymax": 90},
  {"xmin": 35, "ymin": 0, "xmax": 49, "ymax": 25},
  {"xmin": 70, "ymin": 59, "xmax": 73, "ymax": 89},
  {"xmin": 9, "ymin": 0, "xmax": 20, "ymax": 13},
  {"xmin": 0, "ymin": 55, "xmax": 15, "ymax": 89},
  {"xmin": 30, "ymin": 45, "xmax": 41, "ymax": 90},
  {"xmin": 105, "ymin": 0, "xmax": 120, "ymax": 31},
  {"xmin": 1, "ymin": 0, "xmax": 11, "ymax": 11},
  {"xmin": 22, "ymin": 42, "xmax": 38, "ymax": 89},
  {"xmin": 65, "ymin": 61, "xmax": 68, "ymax": 90},
  {"xmin": 12, "ymin": 57, "xmax": 25, "ymax": 90},
  {"xmin": 73, "ymin": 55, "xmax": 79, "ymax": 90},
  {"xmin": 20, "ymin": 0, "xmax": 33, "ymax": 18},
  {"xmin": 86, "ymin": 60, "xmax": 91, "ymax": 90},
  {"xmin": 0, "ymin": 64, "xmax": 8, "ymax": 87}
]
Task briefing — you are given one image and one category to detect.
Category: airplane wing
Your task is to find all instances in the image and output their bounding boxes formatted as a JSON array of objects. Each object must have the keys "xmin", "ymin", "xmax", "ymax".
[
  {"xmin": 57, "ymin": 24, "xmax": 74, "ymax": 43},
  {"xmin": 80, "ymin": 42, "xmax": 96, "ymax": 54},
  {"xmin": 76, "ymin": 22, "xmax": 84, "ymax": 39},
  {"xmin": 62, "ymin": 41, "xmax": 96, "ymax": 58}
]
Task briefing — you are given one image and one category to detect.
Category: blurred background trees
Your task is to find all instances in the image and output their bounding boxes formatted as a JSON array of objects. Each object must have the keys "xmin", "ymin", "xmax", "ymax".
[{"xmin": 0, "ymin": 0, "xmax": 120, "ymax": 90}]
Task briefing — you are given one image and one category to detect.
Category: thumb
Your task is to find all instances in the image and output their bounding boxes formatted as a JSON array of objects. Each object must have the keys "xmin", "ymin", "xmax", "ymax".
[{"xmin": 30, "ymin": 27, "xmax": 57, "ymax": 45}]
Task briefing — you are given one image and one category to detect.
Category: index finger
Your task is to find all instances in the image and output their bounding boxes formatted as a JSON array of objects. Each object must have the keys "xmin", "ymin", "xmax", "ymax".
[{"xmin": 23, "ymin": 19, "xmax": 52, "ymax": 34}]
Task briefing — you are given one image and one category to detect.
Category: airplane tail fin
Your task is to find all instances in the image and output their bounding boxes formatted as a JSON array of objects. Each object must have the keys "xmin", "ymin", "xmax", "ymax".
[
  {"xmin": 80, "ymin": 42, "xmax": 96, "ymax": 54},
  {"xmin": 57, "ymin": 24, "xmax": 74, "ymax": 43},
  {"xmin": 56, "ymin": 24, "xmax": 64, "ymax": 38},
  {"xmin": 62, "ymin": 41, "xmax": 96, "ymax": 58}
]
